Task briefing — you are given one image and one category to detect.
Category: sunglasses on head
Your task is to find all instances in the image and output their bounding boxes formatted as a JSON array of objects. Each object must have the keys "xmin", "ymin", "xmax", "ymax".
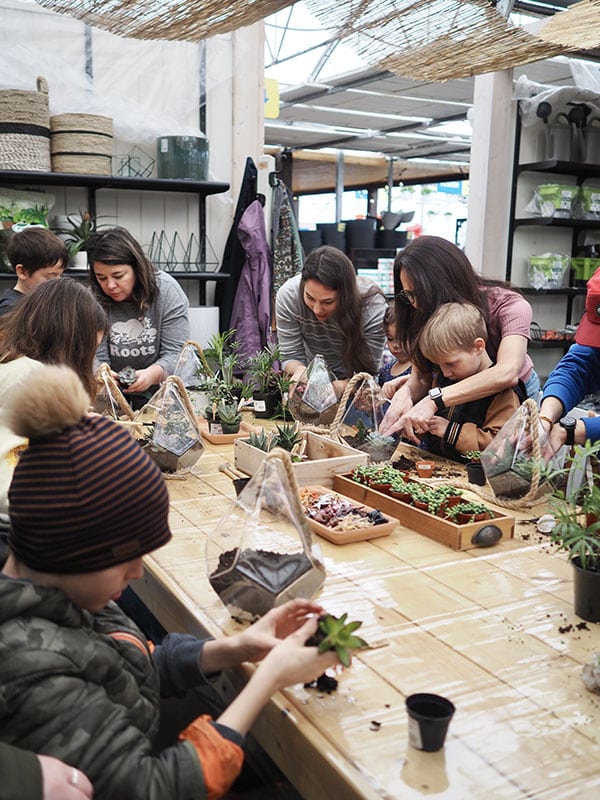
[{"xmin": 397, "ymin": 288, "xmax": 416, "ymax": 305}]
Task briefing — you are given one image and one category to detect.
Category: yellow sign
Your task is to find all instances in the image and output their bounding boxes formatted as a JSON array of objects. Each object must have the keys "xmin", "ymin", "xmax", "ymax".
[{"xmin": 264, "ymin": 78, "xmax": 279, "ymax": 119}]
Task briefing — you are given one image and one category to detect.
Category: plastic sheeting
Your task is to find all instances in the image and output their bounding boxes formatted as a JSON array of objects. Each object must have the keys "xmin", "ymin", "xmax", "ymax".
[{"xmin": 0, "ymin": 3, "xmax": 204, "ymax": 144}]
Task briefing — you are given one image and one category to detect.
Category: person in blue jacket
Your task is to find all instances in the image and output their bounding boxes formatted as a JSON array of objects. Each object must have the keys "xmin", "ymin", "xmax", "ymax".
[{"xmin": 539, "ymin": 268, "xmax": 600, "ymax": 450}]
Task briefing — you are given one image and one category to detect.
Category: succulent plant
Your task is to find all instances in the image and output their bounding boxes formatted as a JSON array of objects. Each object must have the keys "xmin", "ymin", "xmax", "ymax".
[
  {"xmin": 305, "ymin": 612, "xmax": 368, "ymax": 667},
  {"xmin": 215, "ymin": 400, "xmax": 242, "ymax": 426},
  {"xmin": 271, "ymin": 422, "xmax": 303, "ymax": 452},
  {"xmin": 246, "ymin": 429, "xmax": 271, "ymax": 452}
]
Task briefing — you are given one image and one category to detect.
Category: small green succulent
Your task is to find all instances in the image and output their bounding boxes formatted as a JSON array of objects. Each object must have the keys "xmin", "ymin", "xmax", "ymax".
[
  {"xmin": 246, "ymin": 429, "xmax": 271, "ymax": 452},
  {"xmin": 271, "ymin": 422, "xmax": 303, "ymax": 452},
  {"xmin": 307, "ymin": 613, "xmax": 368, "ymax": 667}
]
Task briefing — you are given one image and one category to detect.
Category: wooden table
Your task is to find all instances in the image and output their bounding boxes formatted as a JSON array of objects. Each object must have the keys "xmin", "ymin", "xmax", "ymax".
[{"xmin": 132, "ymin": 431, "xmax": 600, "ymax": 800}]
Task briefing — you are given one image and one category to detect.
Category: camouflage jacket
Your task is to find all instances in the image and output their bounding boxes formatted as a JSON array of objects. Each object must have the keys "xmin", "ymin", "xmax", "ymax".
[{"xmin": 0, "ymin": 575, "xmax": 229, "ymax": 800}]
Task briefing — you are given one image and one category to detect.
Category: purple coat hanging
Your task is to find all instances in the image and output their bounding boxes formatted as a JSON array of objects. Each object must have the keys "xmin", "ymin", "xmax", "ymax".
[{"xmin": 229, "ymin": 199, "xmax": 273, "ymax": 361}]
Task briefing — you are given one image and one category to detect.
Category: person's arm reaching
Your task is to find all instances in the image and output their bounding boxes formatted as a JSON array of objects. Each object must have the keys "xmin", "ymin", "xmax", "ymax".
[{"xmin": 390, "ymin": 334, "xmax": 527, "ymax": 442}]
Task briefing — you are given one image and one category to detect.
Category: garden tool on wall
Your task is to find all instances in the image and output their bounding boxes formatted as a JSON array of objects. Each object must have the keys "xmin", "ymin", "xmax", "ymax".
[
  {"xmin": 567, "ymin": 103, "xmax": 591, "ymax": 162},
  {"xmin": 536, "ymin": 101, "xmax": 552, "ymax": 158}
]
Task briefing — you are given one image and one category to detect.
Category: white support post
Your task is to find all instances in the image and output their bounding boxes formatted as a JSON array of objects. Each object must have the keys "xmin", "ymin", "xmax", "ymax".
[{"xmin": 465, "ymin": 69, "xmax": 517, "ymax": 281}]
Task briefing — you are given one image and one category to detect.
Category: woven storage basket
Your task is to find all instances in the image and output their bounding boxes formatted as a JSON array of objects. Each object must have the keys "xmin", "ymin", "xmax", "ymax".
[
  {"xmin": 50, "ymin": 113, "xmax": 113, "ymax": 175},
  {"xmin": 0, "ymin": 77, "xmax": 51, "ymax": 171}
]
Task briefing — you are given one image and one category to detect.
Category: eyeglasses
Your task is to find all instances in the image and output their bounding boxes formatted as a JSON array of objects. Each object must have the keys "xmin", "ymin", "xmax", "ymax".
[{"xmin": 397, "ymin": 288, "xmax": 417, "ymax": 305}]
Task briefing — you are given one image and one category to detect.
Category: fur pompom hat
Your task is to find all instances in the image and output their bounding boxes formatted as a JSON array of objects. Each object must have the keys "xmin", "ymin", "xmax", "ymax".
[{"xmin": 5, "ymin": 364, "xmax": 171, "ymax": 574}]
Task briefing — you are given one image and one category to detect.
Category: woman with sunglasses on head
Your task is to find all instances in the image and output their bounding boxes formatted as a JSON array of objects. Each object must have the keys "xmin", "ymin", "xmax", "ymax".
[
  {"xmin": 379, "ymin": 235, "xmax": 538, "ymax": 441},
  {"xmin": 275, "ymin": 245, "xmax": 387, "ymax": 395}
]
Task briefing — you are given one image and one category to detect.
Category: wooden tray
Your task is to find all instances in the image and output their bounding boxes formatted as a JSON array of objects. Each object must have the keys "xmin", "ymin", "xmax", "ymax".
[
  {"xmin": 234, "ymin": 431, "xmax": 368, "ymax": 488},
  {"xmin": 199, "ymin": 419, "xmax": 258, "ymax": 445},
  {"xmin": 300, "ymin": 484, "xmax": 397, "ymax": 544},
  {"xmin": 333, "ymin": 474, "xmax": 514, "ymax": 550}
]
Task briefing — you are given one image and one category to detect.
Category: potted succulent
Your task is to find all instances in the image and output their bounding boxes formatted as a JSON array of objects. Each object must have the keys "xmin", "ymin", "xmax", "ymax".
[
  {"xmin": 245, "ymin": 422, "xmax": 304, "ymax": 461},
  {"xmin": 246, "ymin": 343, "xmax": 282, "ymax": 419},
  {"xmin": 549, "ymin": 440, "xmax": 600, "ymax": 622},
  {"xmin": 446, "ymin": 500, "xmax": 493, "ymax": 524},
  {"xmin": 464, "ymin": 450, "xmax": 486, "ymax": 486},
  {"xmin": 204, "ymin": 399, "xmax": 242, "ymax": 435}
]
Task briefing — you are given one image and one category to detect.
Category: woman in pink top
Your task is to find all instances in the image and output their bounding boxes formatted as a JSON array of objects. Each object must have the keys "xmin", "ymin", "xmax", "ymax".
[{"xmin": 380, "ymin": 235, "xmax": 538, "ymax": 441}]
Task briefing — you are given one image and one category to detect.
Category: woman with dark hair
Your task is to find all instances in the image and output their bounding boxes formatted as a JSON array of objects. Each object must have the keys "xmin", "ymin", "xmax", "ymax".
[
  {"xmin": 88, "ymin": 227, "xmax": 189, "ymax": 407},
  {"xmin": 379, "ymin": 235, "xmax": 539, "ymax": 440},
  {"xmin": 275, "ymin": 245, "xmax": 387, "ymax": 392},
  {"xmin": 0, "ymin": 278, "xmax": 107, "ymax": 513}
]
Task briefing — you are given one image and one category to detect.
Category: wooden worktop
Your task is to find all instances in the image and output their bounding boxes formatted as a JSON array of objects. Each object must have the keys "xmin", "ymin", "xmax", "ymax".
[{"xmin": 132, "ymin": 424, "xmax": 600, "ymax": 800}]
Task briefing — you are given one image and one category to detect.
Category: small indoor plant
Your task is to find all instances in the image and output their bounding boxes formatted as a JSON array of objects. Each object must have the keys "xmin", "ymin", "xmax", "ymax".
[
  {"xmin": 464, "ymin": 450, "xmax": 486, "ymax": 486},
  {"xmin": 204, "ymin": 399, "xmax": 243, "ymax": 434},
  {"xmin": 549, "ymin": 440, "xmax": 600, "ymax": 622},
  {"xmin": 246, "ymin": 343, "xmax": 281, "ymax": 419},
  {"xmin": 54, "ymin": 211, "xmax": 103, "ymax": 269}
]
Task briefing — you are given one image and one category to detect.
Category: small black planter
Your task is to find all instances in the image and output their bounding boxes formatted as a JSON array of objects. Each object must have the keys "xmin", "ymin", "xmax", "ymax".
[
  {"xmin": 572, "ymin": 556, "xmax": 600, "ymax": 622},
  {"xmin": 466, "ymin": 461, "xmax": 486, "ymax": 486},
  {"xmin": 252, "ymin": 390, "xmax": 278, "ymax": 419}
]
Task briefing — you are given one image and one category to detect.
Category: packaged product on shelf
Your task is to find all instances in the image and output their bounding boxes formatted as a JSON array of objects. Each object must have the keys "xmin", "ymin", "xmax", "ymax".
[
  {"xmin": 527, "ymin": 253, "xmax": 570, "ymax": 289},
  {"xmin": 574, "ymin": 186, "xmax": 600, "ymax": 221},
  {"xmin": 526, "ymin": 183, "xmax": 579, "ymax": 219}
]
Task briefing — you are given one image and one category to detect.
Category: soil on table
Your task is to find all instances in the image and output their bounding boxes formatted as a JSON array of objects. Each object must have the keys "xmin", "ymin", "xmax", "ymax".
[{"xmin": 209, "ymin": 548, "xmax": 324, "ymax": 618}]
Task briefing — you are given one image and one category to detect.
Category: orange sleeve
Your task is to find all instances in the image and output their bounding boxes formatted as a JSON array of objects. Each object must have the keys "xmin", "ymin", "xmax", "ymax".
[{"xmin": 179, "ymin": 715, "xmax": 244, "ymax": 800}]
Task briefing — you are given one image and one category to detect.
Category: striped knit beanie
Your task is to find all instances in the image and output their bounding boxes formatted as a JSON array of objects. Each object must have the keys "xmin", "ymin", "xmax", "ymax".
[{"xmin": 6, "ymin": 364, "xmax": 171, "ymax": 574}]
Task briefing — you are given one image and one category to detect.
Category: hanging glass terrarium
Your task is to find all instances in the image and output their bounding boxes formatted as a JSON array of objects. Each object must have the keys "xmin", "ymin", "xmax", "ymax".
[
  {"xmin": 287, "ymin": 353, "xmax": 339, "ymax": 426},
  {"xmin": 338, "ymin": 373, "xmax": 397, "ymax": 463},
  {"xmin": 481, "ymin": 400, "xmax": 561, "ymax": 501},
  {"xmin": 135, "ymin": 376, "xmax": 204, "ymax": 473},
  {"xmin": 172, "ymin": 339, "xmax": 215, "ymax": 416},
  {"xmin": 207, "ymin": 449, "xmax": 326, "ymax": 621}
]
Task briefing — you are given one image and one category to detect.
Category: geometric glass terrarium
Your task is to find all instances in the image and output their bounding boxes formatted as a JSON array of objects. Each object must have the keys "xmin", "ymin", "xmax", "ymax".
[
  {"xmin": 481, "ymin": 401, "xmax": 561, "ymax": 500},
  {"xmin": 287, "ymin": 353, "xmax": 339, "ymax": 426},
  {"xmin": 207, "ymin": 450, "xmax": 326, "ymax": 621},
  {"xmin": 338, "ymin": 374, "xmax": 397, "ymax": 462},
  {"xmin": 134, "ymin": 376, "xmax": 204, "ymax": 473}
]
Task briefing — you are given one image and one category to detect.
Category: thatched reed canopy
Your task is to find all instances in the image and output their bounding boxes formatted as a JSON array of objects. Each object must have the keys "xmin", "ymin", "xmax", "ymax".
[
  {"xmin": 304, "ymin": 0, "xmax": 572, "ymax": 82},
  {"xmin": 538, "ymin": 0, "xmax": 600, "ymax": 50},
  {"xmin": 35, "ymin": 0, "xmax": 295, "ymax": 41}
]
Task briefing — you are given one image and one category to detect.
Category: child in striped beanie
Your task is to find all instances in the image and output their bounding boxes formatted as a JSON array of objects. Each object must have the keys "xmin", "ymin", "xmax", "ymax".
[{"xmin": 0, "ymin": 363, "xmax": 337, "ymax": 800}]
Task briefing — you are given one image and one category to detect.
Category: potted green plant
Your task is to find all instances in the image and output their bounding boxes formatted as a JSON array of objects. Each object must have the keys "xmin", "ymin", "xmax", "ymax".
[
  {"xmin": 464, "ymin": 450, "xmax": 486, "ymax": 486},
  {"xmin": 246, "ymin": 343, "xmax": 281, "ymax": 419},
  {"xmin": 55, "ymin": 211, "xmax": 100, "ymax": 270},
  {"xmin": 446, "ymin": 500, "xmax": 493, "ymax": 524},
  {"xmin": 549, "ymin": 440, "xmax": 600, "ymax": 622}
]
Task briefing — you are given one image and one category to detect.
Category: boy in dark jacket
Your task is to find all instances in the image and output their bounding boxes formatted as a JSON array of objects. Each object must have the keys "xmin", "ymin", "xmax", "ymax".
[
  {"xmin": 417, "ymin": 302, "xmax": 524, "ymax": 461},
  {"xmin": 0, "ymin": 364, "xmax": 337, "ymax": 800},
  {"xmin": 0, "ymin": 227, "xmax": 67, "ymax": 315}
]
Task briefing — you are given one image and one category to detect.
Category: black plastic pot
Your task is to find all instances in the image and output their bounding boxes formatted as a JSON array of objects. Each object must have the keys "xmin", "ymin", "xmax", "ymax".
[
  {"xmin": 316, "ymin": 223, "xmax": 346, "ymax": 251},
  {"xmin": 466, "ymin": 461, "xmax": 486, "ymax": 486},
  {"xmin": 252, "ymin": 390, "xmax": 278, "ymax": 419},
  {"xmin": 376, "ymin": 229, "xmax": 408, "ymax": 249},
  {"xmin": 344, "ymin": 218, "xmax": 377, "ymax": 253},
  {"xmin": 572, "ymin": 556, "xmax": 600, "ymax": 622},
  {"xmin": 299, "ymin": 229, "xmax": 323, "ymax": 256}
]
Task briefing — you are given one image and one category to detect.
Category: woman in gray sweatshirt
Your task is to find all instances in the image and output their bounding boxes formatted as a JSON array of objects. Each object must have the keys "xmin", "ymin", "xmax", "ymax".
[{"xmin": 89, "ymin": 227, "xmax": 189, "ymax": 408}]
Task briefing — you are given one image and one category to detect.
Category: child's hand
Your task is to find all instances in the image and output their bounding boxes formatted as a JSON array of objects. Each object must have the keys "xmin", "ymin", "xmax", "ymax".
[
  {"xmin": 257, "ymin": 616, "xmax": 340, "ymax": 690},
  {"xmin": 426, "ymin": 415, "xmax": 449, "ymax": 438},
  {"xmin": 235, "ymin": 599, "xmax": 324, "ymax": 663},
  {"xmin": 382, "ymin": 374, "xmax": 408, "ymax": 400}
]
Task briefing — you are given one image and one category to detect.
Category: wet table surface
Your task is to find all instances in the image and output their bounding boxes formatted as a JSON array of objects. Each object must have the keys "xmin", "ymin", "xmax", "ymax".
[{"xmin": 133, "ymin": 427, "xmax": 600, "ymax": 800}]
